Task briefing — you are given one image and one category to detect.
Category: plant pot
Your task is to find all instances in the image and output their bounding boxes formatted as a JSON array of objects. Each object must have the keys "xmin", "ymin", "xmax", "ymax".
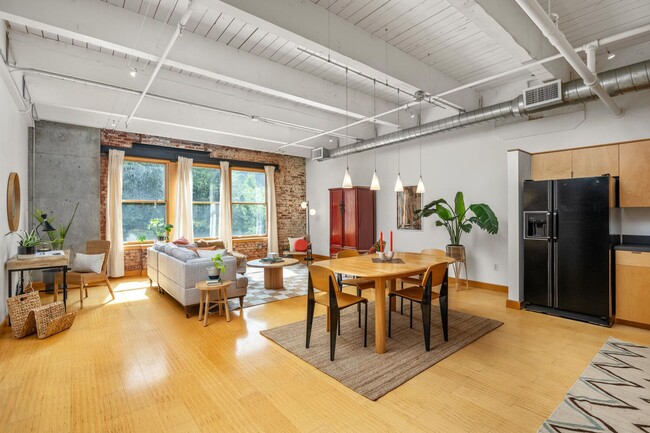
[
  {"xmin": 446, "ymin": 244, "xmax": 468, "ymax": 290},
  {"xmin": 17, "ymin": 246, "xmax": 36, "ymax": 255},
  {"xmin": 157, "ymin": 235, "xmax": 167, "ymax": 242},
  {"xmin": 445, "ymin": 244, "xmax": 466, "ymax": 261},
  {"xmin": 207, "ymin": 267, "xmax": 221, "ymax": 281}
]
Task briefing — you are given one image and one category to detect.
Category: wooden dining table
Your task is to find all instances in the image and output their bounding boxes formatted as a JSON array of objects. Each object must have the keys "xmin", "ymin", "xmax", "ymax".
[{"xmin": 312, "ymin": 252, "xmax": 454, "ymax": 354}]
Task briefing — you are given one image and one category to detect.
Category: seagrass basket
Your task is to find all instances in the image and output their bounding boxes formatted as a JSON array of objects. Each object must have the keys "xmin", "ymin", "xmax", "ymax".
[
  {"xmin": 33, "ymin": 302, "xmax": 76, "ymax": 339},
  {"xmin": 7, "ymin": 290, "xmax": 40, "ymax": 339}
]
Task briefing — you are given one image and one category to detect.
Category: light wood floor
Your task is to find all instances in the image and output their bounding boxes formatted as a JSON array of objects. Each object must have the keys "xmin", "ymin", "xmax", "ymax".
[{"xmin": 1, "ymin": 279, "xmax": 649, "ymax": 433}]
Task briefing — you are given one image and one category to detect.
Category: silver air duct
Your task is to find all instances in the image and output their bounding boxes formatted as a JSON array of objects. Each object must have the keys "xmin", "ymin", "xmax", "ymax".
[{"xmin": 327, "ymin": 60, "xmax": 650, "ymax": 159}]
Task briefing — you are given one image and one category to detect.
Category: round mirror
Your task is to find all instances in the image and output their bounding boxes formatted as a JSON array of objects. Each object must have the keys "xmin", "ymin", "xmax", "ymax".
[{"xmin": 7, "ymin": 172, "xmax": 20, "ymax": 232}]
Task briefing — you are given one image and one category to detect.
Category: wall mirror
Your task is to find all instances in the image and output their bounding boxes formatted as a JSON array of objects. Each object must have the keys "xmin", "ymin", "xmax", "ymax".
[{"xmin": 7, "ymin": 172, "xmax": 20, "ymax": 232}]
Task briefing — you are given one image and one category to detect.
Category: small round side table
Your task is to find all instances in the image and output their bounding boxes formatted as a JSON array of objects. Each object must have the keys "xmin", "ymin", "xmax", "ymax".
[{"xmin": 196, "ymin": 280, "xmax": 232, "ymax": 326}]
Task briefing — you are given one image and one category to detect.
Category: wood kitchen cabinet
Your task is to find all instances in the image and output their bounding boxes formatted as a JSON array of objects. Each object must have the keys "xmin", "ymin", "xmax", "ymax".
[
  {"xmin": 531, "ymin": 150, "xmax": 572, "ymax": 180},
  {"xmin": 572, "ymin": 145, "xmax": 619, "ymax": 178},
  {"xmin": 619, "ymin": 140, "xmax": 650, "ymax": 207},
  {"xmin": 615, "ymin": 250, "xmax": 650, "ymax": 328},
  {"xmin": 329, "ymin": 187, "xmax": 375, "ymax": 256}
]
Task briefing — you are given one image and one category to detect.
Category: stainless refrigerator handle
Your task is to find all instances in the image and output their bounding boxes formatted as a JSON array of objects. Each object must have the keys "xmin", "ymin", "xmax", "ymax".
[{"xmin": 553, "ymin": 211, "xmax": 558, "ymax": 241}]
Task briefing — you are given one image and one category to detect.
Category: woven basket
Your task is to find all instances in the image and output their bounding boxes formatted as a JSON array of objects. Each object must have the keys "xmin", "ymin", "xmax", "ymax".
[
  {"xmin": 33, "ymin": 302, "xmax": 76, "ymax": 339},
  {"xmin": 6, "ymin": 291, "xmax": 40, "ymax": 339}
]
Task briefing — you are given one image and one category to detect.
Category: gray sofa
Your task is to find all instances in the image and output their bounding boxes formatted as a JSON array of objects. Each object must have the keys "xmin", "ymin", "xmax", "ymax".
[{"xmin": 147, "ymin": 244, "xmax": 248, "ymax": 317}]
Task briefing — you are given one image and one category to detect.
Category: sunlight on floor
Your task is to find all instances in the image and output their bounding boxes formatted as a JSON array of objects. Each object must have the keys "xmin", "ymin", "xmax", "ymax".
[{"xmin": 108, "ymin": 280, "xmax": 151, "ymax": 304}]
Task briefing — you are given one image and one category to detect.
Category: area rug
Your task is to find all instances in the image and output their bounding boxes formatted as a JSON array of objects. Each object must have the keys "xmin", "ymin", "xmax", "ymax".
[
  {"xmin": 261, "ymin": 302, "xmax": 502, "ymax": 400},
  {"xmin": 538, "ymin": 337, "xmax": 650, "ymax": 432},
  {"xmin": 239, "ymin": 264, "xmax": 308, "ymax": 308}
]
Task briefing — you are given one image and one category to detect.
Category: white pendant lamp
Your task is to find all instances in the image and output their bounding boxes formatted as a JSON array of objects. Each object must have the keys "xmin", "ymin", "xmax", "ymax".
[
  {"xmin": 342, "ymin": 167, "xmax": 353, "ymax": 188},
  {"xmin": 371, "ymin": 171, "xmax": 380, "ymax": 190},
  {"xmin": 394, "ymin": 173, "xmax": 404, "ymax": 192},
  {"xmin": 416, "ymin": 176, "xmax": 426, "ymax": 193}
]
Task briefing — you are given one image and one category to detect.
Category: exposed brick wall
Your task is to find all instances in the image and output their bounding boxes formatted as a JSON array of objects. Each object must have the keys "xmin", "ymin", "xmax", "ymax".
[{"xmin": 99, "ymin": 130, "xmax": 306, "ymax": 272}]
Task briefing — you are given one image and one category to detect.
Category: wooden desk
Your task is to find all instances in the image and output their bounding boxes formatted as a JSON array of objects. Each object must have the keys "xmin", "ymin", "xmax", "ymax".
[
  {"xmin": 6, "ymin": 251, "xmax": 70, "ymax": 307},
  {"xmin": 313, "ymin": 252, "xmax": 454, "ymax": 354}
]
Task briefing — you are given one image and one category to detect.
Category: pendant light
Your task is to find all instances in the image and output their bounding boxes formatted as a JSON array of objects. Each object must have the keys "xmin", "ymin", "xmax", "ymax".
[
  {"xmin": 342, "ymin": 67, "xmax": 353, "ymax": 189},
  {"xmin": 416, "ymin": 98, "xmax": 425, "ymax": 194},
  {"xmin": 370, "ymin": 79, "xmax": 381, "ymax": 190},
  {"xmin": 394, "ymin": 88, "xmax": 404, "ymax": 192}
]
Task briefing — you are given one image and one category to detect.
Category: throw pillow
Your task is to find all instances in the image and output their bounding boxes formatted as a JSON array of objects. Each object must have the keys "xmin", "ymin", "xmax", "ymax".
[
  {"xmin": 153, "ymin": 242, "xmax": 166, "ymax": 252},
  {"xmin": 197, "ymin": 249, "xmax": 228, "ymax": 259},
  {"xmin": 171, "ymin": 248, "xmax": 198, "ymax": 262},
  {"xmin": 294, "ymin": 238, "xmax": 308, "ymax": 252},
  {"xmin": 288, "ymin": 236, "xmax": 305, "ymax": 252},
  {"xmin": 163, "ymin": 243, "xmax": 179, "ymax": 256},
  {"xmin": 173, "ymin": 236, "xmax": 190, "ymax": 246},
  {"xmin": 71, "ymin": 253, "xmax": 105, "ymax": 273}
]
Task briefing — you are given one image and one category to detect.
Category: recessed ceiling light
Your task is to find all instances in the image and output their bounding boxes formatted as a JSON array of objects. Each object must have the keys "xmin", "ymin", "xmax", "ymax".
[
  {"xmin": 607, "ymin": 49, "xmax": 615, "ymax": 60},
  {"xmin": 130, "ymin": 68, "xmax": 137, "ymax": 78},
  {"xmin": 251, "ymin": 115, "xmax": 259, "ymax": 122},
  {"xmin": 329, "ymin": 137, "xmax": 334, "ymax": 143}
]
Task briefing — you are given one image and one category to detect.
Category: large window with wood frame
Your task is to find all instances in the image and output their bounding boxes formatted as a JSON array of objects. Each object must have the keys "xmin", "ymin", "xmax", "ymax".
[
  {"xmin": 122, "ymin": 160, "xmax": 167, "ymax": 242},
  {"xmin": 231, "ymin": 169, "xmax": 267, "ymax": 237},
  {"xmin": 192, "ymin": 166, "xmax": 220, "ymax": 238}
]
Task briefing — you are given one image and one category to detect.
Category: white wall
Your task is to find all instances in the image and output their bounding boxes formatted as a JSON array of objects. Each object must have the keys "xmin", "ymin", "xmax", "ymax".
[
  {"xmin": 306, "ymin": 92, "xmax": 650, "ymax": 287},
  {"xmin": 0, "ymin": 71, "xmax": 30, "ymax": 321}
]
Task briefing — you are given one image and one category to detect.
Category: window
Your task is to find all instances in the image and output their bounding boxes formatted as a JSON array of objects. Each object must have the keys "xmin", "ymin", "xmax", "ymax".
[
  {"xmin": 231, "ymin": 169, "xmax": 267, "ymax": 237},
  {"xmin": 122, "ymin": 160, "xmax": 167, "ymax": 242},
  {"xmin": 192, "ymin": 166, "xmax": 220, "ymax": 238}
]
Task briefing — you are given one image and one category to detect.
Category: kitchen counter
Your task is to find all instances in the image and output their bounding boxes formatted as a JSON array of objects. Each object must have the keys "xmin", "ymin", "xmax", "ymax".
[{"xmin": 613, "ymin": 235, "xmax": 650, "ymax": 252}]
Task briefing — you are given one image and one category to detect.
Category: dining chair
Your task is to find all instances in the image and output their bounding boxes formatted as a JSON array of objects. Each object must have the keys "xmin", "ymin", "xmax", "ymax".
[
  {"xmin": 388, "ymin": 262, "xmax": 449, "ymax": 351},
  {"xmin": 54, "ymin": 240, "xmax": 115, "ymax": 308},
  {"xmin": 336, "ymin": 249, "xmax": 375, "ymax": 327},
  {"xmin": 399, "ymin": 248, "xmax": 447, "ymax": 313},
  {"xmin": 306, "ymin": 265, "xmax": 368, "ymax": 361}
]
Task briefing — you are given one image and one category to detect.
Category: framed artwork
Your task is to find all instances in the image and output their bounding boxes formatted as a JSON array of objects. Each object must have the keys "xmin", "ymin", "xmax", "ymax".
[{"xmin": 397, "ymin": 185, "xmax": 422, "ymax": 230}]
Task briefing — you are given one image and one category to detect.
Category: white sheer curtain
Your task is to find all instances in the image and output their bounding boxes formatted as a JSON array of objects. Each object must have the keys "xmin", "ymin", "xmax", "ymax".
[
  {"xmin": 264, "ymin": 165, "xmax": 278, "ymax": 254},
  {"xmin": 219, "ymin": 161, "xmax": 232, "ymax": 250},
  {"xmin": 106, "ymin": 149, "xmax": 125, "ymax": 277},
  {"xmin": 175, "ymin": 156, "xmax": 194, "ymax": 242}
]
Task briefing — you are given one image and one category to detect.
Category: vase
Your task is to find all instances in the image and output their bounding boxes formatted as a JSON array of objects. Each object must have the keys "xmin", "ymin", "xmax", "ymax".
[
  {"xmin": 17, "ymin": 246, "xmax": 35, "ymax": 255},
  {"xmin": 207, "ymin": 267, "xmax": 221, "ymax": 281},
  {"xmin": 445, "ymin": 244, "xmax": 468, "ymax": 290}
]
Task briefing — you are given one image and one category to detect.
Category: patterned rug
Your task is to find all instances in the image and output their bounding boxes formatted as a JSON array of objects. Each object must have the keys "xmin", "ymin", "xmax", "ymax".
[
  {"xmin": 239, "ymin": 263, "xmax": 308, "ymax": 308},
  {"xmin": 261, "ymin": 302, "xmax": 502, "ymax": 400},
  {"xmin": 539, "ymin": 337, "xmax": 650, "ymax": 432}
]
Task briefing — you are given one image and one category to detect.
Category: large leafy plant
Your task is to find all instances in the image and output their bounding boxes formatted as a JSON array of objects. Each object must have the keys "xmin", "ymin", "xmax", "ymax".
[{"xmin": 415, "ymin": 192, "xmax": 499, "ymax": 245}]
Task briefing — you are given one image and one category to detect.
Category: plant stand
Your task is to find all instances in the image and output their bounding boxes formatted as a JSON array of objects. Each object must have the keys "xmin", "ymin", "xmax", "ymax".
[{"xmin": 446, "ymin": 245, "xmax": 469, "ymax": 290}]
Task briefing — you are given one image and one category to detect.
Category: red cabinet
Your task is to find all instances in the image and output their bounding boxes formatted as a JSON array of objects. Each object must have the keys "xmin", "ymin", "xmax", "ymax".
[{"xmin": 329, "ymin": 187, "xmax": 376, "ymax": 255}]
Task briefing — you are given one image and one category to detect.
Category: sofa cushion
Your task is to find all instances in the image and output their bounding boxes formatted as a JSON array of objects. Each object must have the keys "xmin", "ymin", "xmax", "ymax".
[
  {"xmin": 164, "ymin": 243, "xmax": 179, "ymax": 256},
  {"xmin": 171, "ymin": 247, "xmax": 198, "ymax": 262},
  {"xmin": 195, "ymin": 239, "xmax": 225, "ymax": 249},
  {"xmin": 236, "ymin": 276, "xmax": 249, "ymax": 289},
  {"xmin": 197, "ymin": 249, "xmax": 227, "ymax": 259},
  {"xmin": 153, "ymin": 242, "xmax": 166, "ymax": 252}
]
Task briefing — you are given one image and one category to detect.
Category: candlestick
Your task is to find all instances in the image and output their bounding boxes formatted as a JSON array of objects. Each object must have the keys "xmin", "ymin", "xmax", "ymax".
[
  {"xmin": 379, "ymin": 231, "xmax": 383, "ymax": 253},
  {"xmin": 390, "ymin": 230, "xmax": 393, "ymax": 252}
]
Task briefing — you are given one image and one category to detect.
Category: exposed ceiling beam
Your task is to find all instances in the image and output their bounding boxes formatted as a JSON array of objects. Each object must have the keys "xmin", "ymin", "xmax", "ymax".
[
  {"xmin": 453, "ymin": 0, "xmax": 570, "ymax": 81},
  {"xmin": 197, "ymin": 0, "xmax": 479, "ymax": 110},
  {"xmin": 0, "ymin": 0, "xmax": 403, "ymax": 127}
]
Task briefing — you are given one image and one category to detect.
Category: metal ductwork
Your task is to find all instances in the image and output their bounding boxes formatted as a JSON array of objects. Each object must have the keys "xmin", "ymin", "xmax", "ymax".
[{"xmin": 326, "ymin": 60, "xmax": 650, "ymax": 159}]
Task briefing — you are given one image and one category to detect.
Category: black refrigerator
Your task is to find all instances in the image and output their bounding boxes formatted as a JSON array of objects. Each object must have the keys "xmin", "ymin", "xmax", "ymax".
[{"xmin": 523, "ymin": 176, "xmax": 615, "ymax": 326}]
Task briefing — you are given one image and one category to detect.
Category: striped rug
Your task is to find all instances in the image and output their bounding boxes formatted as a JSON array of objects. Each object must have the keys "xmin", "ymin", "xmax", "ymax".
[
  {"xmin": 261, "ymin": 302, "xmax": 502, "ymax": 400},
  {"xmin": 539, "ymin": 338, "xmax": 650, "ymax": 432}
]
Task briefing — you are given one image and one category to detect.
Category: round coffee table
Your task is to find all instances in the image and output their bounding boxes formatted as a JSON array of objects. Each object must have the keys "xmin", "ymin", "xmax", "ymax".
[{"xmin": 247, "ymin": 258, "xmax": 299, "ymax": 289}]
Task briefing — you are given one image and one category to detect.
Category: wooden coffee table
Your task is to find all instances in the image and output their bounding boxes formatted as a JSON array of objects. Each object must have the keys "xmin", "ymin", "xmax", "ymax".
[
  {"xmin": 247, "ymin": 258, "xmax": 299, "ymax": 289},
  {"xmin": 196, "ymin": 280, "xmax": 232, "ymax": 326}
]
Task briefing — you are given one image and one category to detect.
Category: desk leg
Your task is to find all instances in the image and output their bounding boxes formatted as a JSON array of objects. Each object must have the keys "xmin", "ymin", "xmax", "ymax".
[
  {"xmin": 62, "ymin": 267, "xmax": 68, "ymax": 309},
  {"xmin": 7, "ymin": 271, "xmax": 12, "ymax": 326},
  {"xmin": 19, "ymin": 271, "xmax": 24, "ymax": 295},
  {"xmin": 374, "ymin": 277, "xmax": 387, "ymax": 354}
]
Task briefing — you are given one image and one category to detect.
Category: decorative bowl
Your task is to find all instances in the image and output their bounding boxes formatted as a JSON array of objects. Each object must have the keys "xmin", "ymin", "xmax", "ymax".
[{"xmin": 378, "ymin": 251, "xmax": 394, "ymax": 262}]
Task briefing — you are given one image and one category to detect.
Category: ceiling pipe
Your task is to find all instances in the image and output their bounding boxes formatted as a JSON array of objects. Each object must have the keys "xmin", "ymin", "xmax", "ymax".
[
  {"xmin": 514, "ymin": 0, "xmax": 623, "ymax": 118},
  {"xmin": 125, "ymin": 1, "xmax": 194, "ymax": 127},
  {"xmin": 326, "ymin": 60, "xmax": 650, "ymax": 159}
]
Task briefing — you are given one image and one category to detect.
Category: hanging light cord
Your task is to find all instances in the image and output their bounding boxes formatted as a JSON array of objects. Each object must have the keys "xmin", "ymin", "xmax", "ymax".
[
  {"xmin": 419, "ymin": 99, "xmax": 422, "ymax": 177},
  {"xmin": 397, "ymin": 88, "xmax": 400, "ymax": 175},
  {"xmin": 346, "ymin": 67, "xmax": 349, "ymax": 171},
  {"xmin": 373, "ymin": 79, "xmax": 377, "ymax": 170}
]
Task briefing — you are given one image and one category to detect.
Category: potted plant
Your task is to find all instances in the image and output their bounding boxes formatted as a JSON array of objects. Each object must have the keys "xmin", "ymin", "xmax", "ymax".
[
  {"xmin": 17, "ymin": 229, "xmax": 43, "ymax": 255},
  {"xmin": 148, "ymin": 218, "xmax": 173, "ymax": 242},
  {"xmin": 208, "ymin": 253, "xmax": 226, "ymax": 281},
  {"xmin": 137, "ymin": 234, "xmax": 147, "ymax": 243},
  {"xmin": 33, "ymin": 203, "xmax": 79, "ymax": 250},
  {"xmin": 416, "ymin": 192, "xmax": 498, "ymax": 280}
]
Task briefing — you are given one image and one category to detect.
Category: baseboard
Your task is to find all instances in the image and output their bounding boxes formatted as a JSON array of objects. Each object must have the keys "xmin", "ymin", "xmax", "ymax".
[
  {"xmin": 506, "ymin": 299, "xmax": 523, "ymax": 310},
  {"xmin": 124, "ymin": 270, "xmax": 147, "ymax": 277},
  {"xmin": 1, "ymin": 315, "xmax": 7, "ymax": 328},
  {"xmin": 449, "ymin": 277, "xmax": 508, "ymax": 293},
  {"xmin": 615, "ymin": 318, "xmax": 650, "ymax": 330}
]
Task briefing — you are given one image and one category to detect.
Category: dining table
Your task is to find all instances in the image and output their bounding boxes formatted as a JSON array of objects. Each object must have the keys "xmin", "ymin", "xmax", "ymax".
[{"xmin": 312, "ymin": 251, "xmax": 455, "ymax": 354}]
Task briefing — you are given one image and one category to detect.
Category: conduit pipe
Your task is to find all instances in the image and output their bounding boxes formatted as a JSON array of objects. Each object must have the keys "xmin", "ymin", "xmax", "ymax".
[
  {"xmin": 514, "ymin": 0, "xmax": 623, "ymax": 117},
  {"xmin": 326, "ymin": 60, "xmax": 650, "ymax": 159},
  {"xmin": 125, "ymin": 1, "xmax": 194, "ymax": 126}
]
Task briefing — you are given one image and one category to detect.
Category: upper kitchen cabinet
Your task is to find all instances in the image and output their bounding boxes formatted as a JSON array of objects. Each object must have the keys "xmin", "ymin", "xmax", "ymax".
[
  {"xmin": 572, "ymin": 145, "xmax": 619, "ymax": 178},
  {"xmin": 620, "ymin": 140, "xmax": 650, "ymax": 207},
  {"xmin": 531, "ymin": 150, "xmax": 572, "ymax": 180}
]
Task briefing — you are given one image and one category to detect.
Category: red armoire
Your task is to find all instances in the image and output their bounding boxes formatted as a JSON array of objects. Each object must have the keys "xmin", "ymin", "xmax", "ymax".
[{"xmin": 329, "ymin": 187, "xmax": 376, "ymax": 256}]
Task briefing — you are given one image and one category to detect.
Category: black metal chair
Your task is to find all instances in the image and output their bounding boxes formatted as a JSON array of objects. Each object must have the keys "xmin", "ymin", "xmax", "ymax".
[
  {"xmin": 388, "ymin": 262, "xmax": 449, "ymax": 351},
  {"xmin": 336, "ymin": 249, "xmax": 375, "ymax": 327},
  {"xmin": 306, "ymin": 265, "xmax": 368, "ymax": 361}
]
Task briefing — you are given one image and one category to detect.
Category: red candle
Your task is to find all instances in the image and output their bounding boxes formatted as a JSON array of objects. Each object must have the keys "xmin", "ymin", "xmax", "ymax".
[
  {"xmin": 379, "ymin": 231, "xmax": 383, "ymax": 253},
  {"xmin": 390, "ymin": 230, "xmax": 393, "ymax": 252}
]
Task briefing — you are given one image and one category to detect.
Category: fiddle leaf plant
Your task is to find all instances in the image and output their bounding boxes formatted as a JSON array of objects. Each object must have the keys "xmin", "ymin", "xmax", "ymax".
[
  {"xmin": 211, "ymin": 253, "xmax": 226, "ymax": 274},
  {"xmin": 415, "ymin": 191, "xmax": 499, "ymax": 246}
]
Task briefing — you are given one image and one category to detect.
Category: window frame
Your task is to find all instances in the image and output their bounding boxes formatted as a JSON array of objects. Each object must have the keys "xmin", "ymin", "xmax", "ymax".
[
  {"xmin": 191, "ymin": 162, "xmax": 221, "ymax": 240},
  {"xmin": 230, "ymin": 167, "xmax": 268, "ymax": 239},
  {"xmin": 121, "ymin": 156, "xmax": 170, "ymax": 245}
]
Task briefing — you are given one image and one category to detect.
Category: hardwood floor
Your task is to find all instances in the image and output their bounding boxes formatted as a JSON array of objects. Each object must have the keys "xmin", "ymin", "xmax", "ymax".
[{"xmin": 1, "ymin": 279, "xmax": 649, "ymax": 433}]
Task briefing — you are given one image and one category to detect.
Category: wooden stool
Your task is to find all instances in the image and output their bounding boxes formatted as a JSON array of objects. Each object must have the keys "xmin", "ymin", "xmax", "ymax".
[{"xmin": 196, "ymin": 280, "xmax": 232, "ymax": 327}]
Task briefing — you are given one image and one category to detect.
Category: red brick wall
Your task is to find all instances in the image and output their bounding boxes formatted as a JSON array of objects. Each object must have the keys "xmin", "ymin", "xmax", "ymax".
[{"xmin": 100, "ymin": 130, "xmax": 306, "ymax": 272}]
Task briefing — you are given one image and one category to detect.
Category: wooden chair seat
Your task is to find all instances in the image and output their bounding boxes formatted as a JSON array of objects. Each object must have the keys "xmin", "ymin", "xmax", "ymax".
[
  {"xmin": 340, "ymin": 277, "xmax": 375, "ymax": 291},
  {"xmin": 313, "ymin": 291, "xmax": 365, "ymax": 310},
  {"xmin": 394, "ymin": 285, "xmax": 441, "ymax": 303}
]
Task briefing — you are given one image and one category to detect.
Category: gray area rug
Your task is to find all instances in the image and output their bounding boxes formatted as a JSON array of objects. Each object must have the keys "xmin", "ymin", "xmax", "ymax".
[
  {"xmin": 538, "ymin": 337, "xmax": 650, "ymax": 433},
  {"xmin": 261, "ymin": 302, "xmax": 502, "ymax": 400},
  {"xmin": 239, "ymin": 263, "xmax": 308, "ymax": 308}
]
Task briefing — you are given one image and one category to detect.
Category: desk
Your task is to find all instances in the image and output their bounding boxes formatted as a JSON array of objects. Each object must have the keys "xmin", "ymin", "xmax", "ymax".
[
  {"xmin": 313, "ymin": 252, "xmax": 454, "ymax": 354},
  {"xmin": 6, "ymin": 252, "xmax": 70, "ymax": 307}
]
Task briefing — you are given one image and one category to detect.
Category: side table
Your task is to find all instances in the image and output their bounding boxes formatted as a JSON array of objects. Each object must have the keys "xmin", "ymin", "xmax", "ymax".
[{"xmin": 196, "ymin": 280, "xmax": 232, "ymax": 326}]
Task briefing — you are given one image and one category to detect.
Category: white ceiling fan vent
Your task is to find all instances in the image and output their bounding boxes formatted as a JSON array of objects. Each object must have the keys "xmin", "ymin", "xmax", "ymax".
[
  {"xmin": 523, "ymin": 79, "xmax": 563, "ymax": 109},
  {"xmin": 312, "ymin": 147, "xmax": 329, "ymax": 161}
]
